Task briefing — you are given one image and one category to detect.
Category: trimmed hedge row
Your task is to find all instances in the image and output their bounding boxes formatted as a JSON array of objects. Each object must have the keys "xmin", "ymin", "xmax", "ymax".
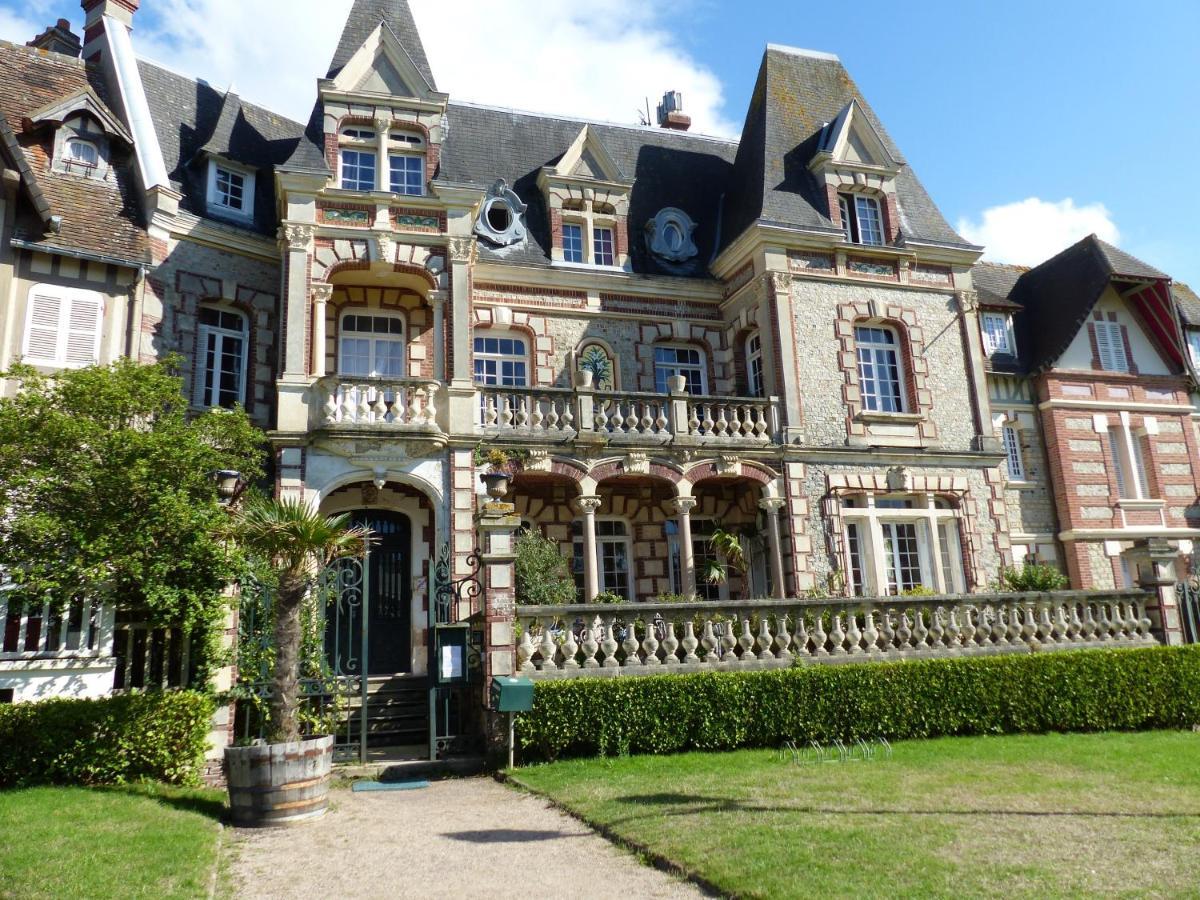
[
  {"xmin": 517, "ymin": 646, "xmax": 1200, "ymax": 760},
  {"xmin": 0, "ymin": 690, "xmax": 214, "ymax": 788}
]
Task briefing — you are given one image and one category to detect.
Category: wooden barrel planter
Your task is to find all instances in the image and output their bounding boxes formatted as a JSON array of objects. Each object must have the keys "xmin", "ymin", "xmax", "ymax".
[{"xmin": 225, "ymin": 735, "xmax": 334, "ymax": 827}]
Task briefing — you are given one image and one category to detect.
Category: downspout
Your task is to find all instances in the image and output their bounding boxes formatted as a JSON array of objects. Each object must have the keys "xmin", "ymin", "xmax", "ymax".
[{"xmin": 126, "ymin": 265, "xmax": 147, "ymax": 361}]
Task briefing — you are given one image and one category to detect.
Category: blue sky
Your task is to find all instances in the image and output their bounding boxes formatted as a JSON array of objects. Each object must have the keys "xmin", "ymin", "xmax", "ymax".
[{"xmin": 4, "ymin": 0, "xmax": 1198, "ymax": 284}]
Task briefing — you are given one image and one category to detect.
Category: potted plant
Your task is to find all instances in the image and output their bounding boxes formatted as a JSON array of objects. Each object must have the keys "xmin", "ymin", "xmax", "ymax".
[{"xmin": 224, "ymin": 497, "xmax": 371, "ymax": 827}]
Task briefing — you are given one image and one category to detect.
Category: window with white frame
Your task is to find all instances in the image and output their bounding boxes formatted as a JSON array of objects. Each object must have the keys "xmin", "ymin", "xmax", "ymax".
[
  {"xmin": 206, "ymin": 160, "xmax": 255, "ymax": 219},
  {"xmin": 339, "ymin": 125, "xmax": 377, "ymax": 192},
  {"xmin": 1188, "ymin": 331, "xmax": 1200, "ymax": 368},
  {"xmin": 22, "ymin": 285, "xmax": 103, "ymax": 368},
  {"xmin": 855, "ymin": 325, "xmax": 905, "ymax": 412},
  {"xmin": 1094, "ymin": 320, "xmax": 1129, "ymax": 373},
  {"xmin": 1107, "ymin": 427, "xmax": 1151, "ymax": 500},
  {"xmin": 747, "ymin": 331, "xmax": 765, "ymax": 397},
  {"xmin": 572, "ymin": 519, "xmax": 632, "ymax": 601},
  {"xmin": 838, "ymin": 193, "xmax": 884, "ymax": 246},
  {"xmin": 473, "ymin": 333, "xmax": 528, "ymax": 387},
  {"xmin": 593, "ymin": 226, "xmax": 615, "ymax": 266},
  {"xmin": 981, "ymin": 312, "xmax": 1014, "ymax": 356},
  {"xmin": 840, "ymin": 494, "xmax": 964, "ymax": 596},
  {"xmin": 654, "ymin": 345, "xmax": 707, "ymax": 395},
  {"xmin": 666, "ymin": 519, "xmax": 724, "ymax": 601},
  {"xmin": 339, "ymin": 312, "xmax": 405, "ymax": 378},
  {"xmin": 562, "ymin": 222, "xmax": 584, "ymax": 263},
  {"xmin": 64, "ymin": 137, "xmax": 98, "ymax": 170},
  {"xmin": 1002, "ymin": 425, "xmax": 1025, "ymax": 481},
  {"xmin": 388, "ymin": 151, "xmax": 424, "ymax": 196},
  {"xmin": 193, "ymin": 306, "xmax": 248, "ymax": 409}
]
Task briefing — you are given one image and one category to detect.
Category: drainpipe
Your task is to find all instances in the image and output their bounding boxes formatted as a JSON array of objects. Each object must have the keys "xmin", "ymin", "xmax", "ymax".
[{"xmin": 126, "ymin": 265, "xmax": 147, "ymax": 361}]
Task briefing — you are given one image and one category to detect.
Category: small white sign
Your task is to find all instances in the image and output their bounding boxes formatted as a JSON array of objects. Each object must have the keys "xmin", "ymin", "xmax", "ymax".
[{"xmin": 440, "ymin": 644, "xmax": 463, "ymax": 681}]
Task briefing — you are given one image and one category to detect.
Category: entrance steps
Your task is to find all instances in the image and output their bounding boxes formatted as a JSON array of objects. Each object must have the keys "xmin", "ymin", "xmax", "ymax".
[{"xmin": 342, "ymin": 674, "xmax": 429, "ymax": 747}]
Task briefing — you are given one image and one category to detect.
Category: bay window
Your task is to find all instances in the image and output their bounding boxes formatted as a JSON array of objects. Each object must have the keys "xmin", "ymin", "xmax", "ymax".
[{"xmin": 841, "ymin": 494, "xmax": 965, "ymax": 596}]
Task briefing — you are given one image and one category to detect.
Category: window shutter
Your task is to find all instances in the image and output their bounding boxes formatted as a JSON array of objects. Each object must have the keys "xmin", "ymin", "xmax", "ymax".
[
  {"xmin": 25, "ymin": 291, "xmax": 62, "ymax": 362},
  {"xmin": 193, "ymin": 327, "xmax": 212, "ymax": 407},
  {"xmin": 64, "ymin": 293, "xmax": 103, "ymax": 366},
  {"xmin": 1096, "ymin": 321, "xmax": 1129, "ymax": 372}
]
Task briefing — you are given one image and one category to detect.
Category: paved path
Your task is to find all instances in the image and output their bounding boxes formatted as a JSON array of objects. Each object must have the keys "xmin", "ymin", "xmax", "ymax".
[{"xmin": 228, "ymin": 777, "xmax": 705, "ymax": 899}]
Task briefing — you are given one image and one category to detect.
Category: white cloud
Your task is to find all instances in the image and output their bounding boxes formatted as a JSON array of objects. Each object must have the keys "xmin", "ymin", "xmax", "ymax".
[
  {"xmin": 0, "ymin": 1, "xmax": 55, "ymax": 45},
  {"xmin": 131, "ymin": 0, "xmax": 736, "ymax": 135},
  {"xmin": 957, "ymin": 197, "xmax": 1121, "ymax": 266}
]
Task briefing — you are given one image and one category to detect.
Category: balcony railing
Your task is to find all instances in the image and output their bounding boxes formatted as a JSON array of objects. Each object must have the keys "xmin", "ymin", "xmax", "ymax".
[
  {"xmin": 514, "ymin": 590, "xmax": 1158, "ymax": 677},
  {"xmin": 1, "ymin": 594, "xmax": 114, "ymax": 661},
  {"xmin": 478, "ymin": 384, "xmax": 780, "ymax": 445},
  {"xmin": 316, "ymin": 377, "xmax": 441, "ymax": 430}
]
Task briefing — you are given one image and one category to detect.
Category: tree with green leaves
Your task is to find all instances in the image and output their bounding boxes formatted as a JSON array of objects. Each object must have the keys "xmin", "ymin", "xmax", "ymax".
[
  {"xmin": 231, "ymin": 498, "xmax": 371, "ymax": 743},
  {"xmin": 0, "ymin": 359, "xmax": 263, "ymax": 646}
]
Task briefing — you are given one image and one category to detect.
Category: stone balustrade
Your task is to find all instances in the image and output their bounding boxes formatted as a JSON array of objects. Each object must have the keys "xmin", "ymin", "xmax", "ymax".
[
  {"xmin": 478, "ymin": 386, "xmax": 578, "ymax": 434},
  {"xmin": 514, "ymin": 591, "xmax": 1158, "ymax": 677},
  {"xmin": 317, "ymin": 377, "xmax": 441, "ymax": 430}
]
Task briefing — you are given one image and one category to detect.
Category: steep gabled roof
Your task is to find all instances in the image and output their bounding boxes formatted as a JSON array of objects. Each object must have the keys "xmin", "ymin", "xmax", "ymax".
[
  {"xmin": 1172, "ymin": 282, "xmax": 1200, "ymax": 328},
  {"xmin": 327, "ymin": 0, "xmax": 435, "ymax": 90},
  {"xmin": 26, "ymin": 86, "xmax": 132, "ymax": 143},
  {"xmin": 1010, "ymin": 235, "xmax": 1180, "ymax": 373},
  {"xmin": 721, "ymin": 46, "xmax": 972, "ymax": 253},
  {"xmin": 972, "ymin": 261, "xmax": 1027, "ymax": 310}
]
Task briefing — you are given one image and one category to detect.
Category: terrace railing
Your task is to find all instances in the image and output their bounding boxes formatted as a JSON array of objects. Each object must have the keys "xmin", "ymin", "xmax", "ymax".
[
  {"xmin": 0, "ymin": 594, "xmax": 114, "ymax": 661},
  {"xmin": 315, "ymin": 376, "xmax": 442, "ymax": 431},
  {"xmin": 514, "ymin": 590, "xmax": 1158, "ymax": 677}
]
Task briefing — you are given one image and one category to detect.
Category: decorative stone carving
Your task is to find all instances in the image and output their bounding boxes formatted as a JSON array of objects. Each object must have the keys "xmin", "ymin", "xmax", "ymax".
[
  {"xmin": 279, "ymin": 223, "xmax": 314, "ymax": 249},
  {"xmin": 577, "ymin": 344, "xmax": 615, "ymax": 390},
  {"xmin": 669, "ymin": 497, "xmax": 698, "ymax": 515},
  {"xmin": 311, "ymin": 283, "xmax": 333, "ymax": 304},
  {"xmin": 525, "ymin": 449, "xmax": 552, "ymax": 472},
  {"xmin": 766, "ymin": 271, "xmax": 792, "ymax": 294},
  {"xmin": 372, "ymin": 231, "xmax": 394, "ymax": 264},
  {"xmin": 758, "ymin": 497, "xmax": 786, "ymax": 513},
  {"xmin": 957, "ymin": 290, "xmax": 980, "ymax": 314},
  {"xmin": 886, "ymin": 465, "xmax": 912, "ymax": 492},
  {"xmin": 361, "ymin": 483, "xmax": 379, "ymax": 505},
  {"xmin": 624, "ymin": 452, "xmax": 650, "ymax": 475},
  {"xmin": 716, "ymin": 454, "xmax": 742, "ymax": 477},
  {"xmin": 574, "ymin": 495, "xmax": 603, "ymax": 514},
  {"xmin": 645, "ymin": 207, "xmax": 698, "ymax": 263},
  {"xmin": 448, "ymin": 236, "xmax": 474, "ymax": 263},
  {"xmin": 474, "ymin": 179, "xmax": 527, "ymax": 247}
]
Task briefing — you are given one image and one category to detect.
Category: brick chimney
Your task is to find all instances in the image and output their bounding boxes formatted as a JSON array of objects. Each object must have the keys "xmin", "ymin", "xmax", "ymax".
[
  {"xmin": 80, "ymin": 0, "xmax": 140, "ymax": 61},
  {"xmin": 28, "ymin": 19, "xmax": 82, "ymax": 57},
  {"xmin": 656, "ymin": 90, "xmax": 691, "ymax": 132}
]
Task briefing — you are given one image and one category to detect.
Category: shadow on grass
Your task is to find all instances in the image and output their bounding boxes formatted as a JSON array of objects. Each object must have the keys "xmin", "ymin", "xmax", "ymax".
[
  {"xmin": 98, "ymin": 784, "xmax": 229, "ymax": 823},
  {"xmin": 441, "ymin": 828, "xmax": 587, "ymax": 844},
  {"xmin": 609, "ymin": 793, "xmax": 1200, "ymax": 822}
]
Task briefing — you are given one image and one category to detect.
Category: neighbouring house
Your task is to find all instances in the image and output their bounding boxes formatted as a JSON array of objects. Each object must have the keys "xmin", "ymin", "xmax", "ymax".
[{"xmin": 0, "ymin": 1, "xmax": 1194, "ymax": 751}]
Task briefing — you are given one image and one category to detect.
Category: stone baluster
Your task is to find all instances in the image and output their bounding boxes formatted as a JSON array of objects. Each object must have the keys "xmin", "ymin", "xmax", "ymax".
[
  {"xmin": 993, "ymin": 604, "xmax": 1012, "ymax": 646},
  {"xmin": 812, "ymin": 611, "xmax": 829, "ymax": 657},
  {"xmin": 755, "ymin": 617, "xmax": 773, "ymax": 660},
  {"xmin": 1020, "ymin": 603, "xmax": 1038, "ymax": 646},
  {"xmin": 681, "ymin": 620, "xmax": 700, "ymax": 664},
  {"xmin": 424, "ymin": 382, "xmax": 439, "ymax": 426},
  {"xmin": 1080, "ymin": 603, "xmax": 1098, "ymax": 642},
  {"xmin": 600, "ymin": 615, "xmax": 620, "ymax": 667},
  {"xmin": 878, "ymin": 608, "xmax": 896, "ymax": 652},
  {"xmin": 720, "ymin": 617, "xmax": 739, "ymax": 662},
  {"xmin": 561, "ymin": 620, "xmax": 580, "ymax": 669},
  {"xmin": 662, "ymin": 620, "xmax": 680, "ymax": 665},
  {"xmin": 538, "ymin": 617, "xmax": 557, "ymax": 671},
  {"xmin": 946, "ymin": 607, "xmax": 963, "ymax": 650},
  {"xmin": 738, "ymin": 618, "xmax": 755, "ymax": 660},
  {"xmin": 517, "ymin": 625, "xmax": 536, "ymax": 673},
  {"xmin": 701, "ymin": 619, "xmax": 719, "ymax": 665},
  {"xmin": 1037, "ymin": 602, "xmax": 1057, "ymax": 646},
  {"xmin": 793, "ymin": 612, "xmax": 810, "ymax": 658},
  {"xmin": 1066, "ymin": 602, "xmax": 1083, "ymax": 642},
  {"xmin": 622, "ymin": 619, "xmax": 642, "ymax": 667},
  {"xmin": 928, "ymin": 607, "xmax": 945, "ymax": 650},
  {"xmin": 1136, "ymin": 599, "xmax": 1154, "ymax": 642},
  {"xmin": 774, "ymin": 614, "xmax": 793, "ymax": 660},
  {"xmin": 581, "ymin": 618, "xmax": 600, "ymax": 668},
  {"xmin": 863, "ymin": 607, "xmax": 881, "ymax": 655},
  {"xmin": 641, "ymin": 618, "xmax": 661, "ymax": 666},
  {"xmin": 323, "ymin": 387, "xmax": 339, "ymax": 424},
  {"xmin": 845, "ymin": 609, "xmax": 864, "ymax": 654},
  {"xmin": 911, "ymin": 607, "xmax": 929, "ymax": 651},
  {"xmin": 355, "ymin": 387, "xmax": 371, "ymax": 423},
  {"xmin": 896, "ymin": 610, "xmax": 913, "ymax": 649}
]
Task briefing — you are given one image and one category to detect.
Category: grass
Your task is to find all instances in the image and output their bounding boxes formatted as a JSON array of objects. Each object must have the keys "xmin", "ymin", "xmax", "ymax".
[
  {"xmin": 511, "ymin": 730, "xmax": 1200, "ymax": 899},
  {"xmin": 0, "ymin": 783, "xmax": 227, "ymax": 900}
]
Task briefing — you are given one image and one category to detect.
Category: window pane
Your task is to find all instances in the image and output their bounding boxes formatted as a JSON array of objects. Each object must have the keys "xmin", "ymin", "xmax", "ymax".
[
  {"xmin": 340, "ymin": 338, "xmax": 371, "ymax": 376},
  {"xmin": 883, "ymin": 523, "xmax": 922, "ymax": 594},
  {"xmin": 838, "ymin": 195, "xmax": 853, "ymax": 242},
  {"xmin": 593, "ymin": 227, "xmax": 615, "ymax": 266},
  {"xmin": 846, "ymin": 523, "xmax": 866, "ymax": 597},
  {"xmin": 215, "ymin": 167, "xmax": 245, "ymax": 210},
  {"xmin": 340, "ymin": 150, "xmax": 376, "ymax": 191},
  {"xmin": 855, "ymin": 196, "xmax": 884, "ymax": 245},
  {"xmin": 389, "ymin": 154, "xmax": 424, "ymax": 195},
  {"xmin": 856, "ymin": 328, "xmax": 903, "ymax": 412},
  {"xmin": 1003, "ymin": 426, "xmax": 1024, "ymax": 480},
  {"xmin": 563, "ymin": 223, "xmax": 584, "ymax": 263}
]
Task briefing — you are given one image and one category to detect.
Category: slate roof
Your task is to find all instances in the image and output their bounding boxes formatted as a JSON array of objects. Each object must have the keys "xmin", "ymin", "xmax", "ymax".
[
  {"xmin": 1007, "ymin": 235, "xmax": 1171, "ymax": 373},
  {"xmin": 136, "ymin": 58, "xmax": 307, "ymax": 235},
  {"xmin": 327, "ymin": 0, "xmax": 435, "ymax": 90},
  {"xmin": 1173, "ymin": 282, "xmax": 1200, "ymax": 328},
  {"xmin": 0, "ymin": 40, "xmax": 146, "ymax": 266},
  {"xmin": 439, "ymin": 102, "xmax": 738, "ymax": 275},
  {"xmin": 972, "ymin": 261, "xmax": 1026, "ymax": 310},
  {"xmin": 721, "ymin": 46, "xmax": 973, "ymax": 254}
]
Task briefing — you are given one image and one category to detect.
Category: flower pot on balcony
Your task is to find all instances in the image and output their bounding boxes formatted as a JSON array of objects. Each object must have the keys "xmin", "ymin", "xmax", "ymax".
[
  {"xmin": 575, "ymin": 368, "xmax": 594, "ymax": 390},
  {"xmin": 480, "ymin": 470, "xmax": 512, "ymax": 500},
  {"xmin": 667, "ymin": 374, "xmax": 688, "ymax": 394},
  {"xmin": 225, "ymin": 734, "xmax": 333, "ymax": 828}
]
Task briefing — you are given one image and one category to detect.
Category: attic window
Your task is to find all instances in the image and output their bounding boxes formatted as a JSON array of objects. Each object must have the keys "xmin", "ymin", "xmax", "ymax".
[
  {"xmin": 206, "ymin": 160, "xmax": 255, "ymax": 221},
  {"xmin": 981, "ymin": 313, "xmax": 1015, "ymax": 356},
  {"xmin": 64, "ymin": 138, "xmax": 98, "ymax": 170},
  {"xmin": 839, "ymin": 193, "xmax": 884, "ymax": 246},
  {"xmin": 645, "ymin": 208, "xmax": 698, "ymax": 264},
  {"xmin": 473, "ymin": 180, "xmax": 527, "ymax": 247}
]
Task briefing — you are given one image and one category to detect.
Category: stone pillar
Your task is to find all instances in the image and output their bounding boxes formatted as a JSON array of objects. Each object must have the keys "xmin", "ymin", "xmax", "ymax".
[
  {"xmin": 759, "ymin": 497, "xmax": 787, "ymax": 599},
  {"xmin": 428, "ymin": 289, "xmax": 447, "ymax": 382},
  {"xmin": 956, "ymin": 289, "xmax": 1001, "ymax": 453},
  {"xmin": 765, "ymin": 269, "xmax": 805, "ymax": 444},
  {"xmin": 479, "ymin": 504, "xmax": 520, "ymax": 686},
  {"xmin": 311, "ymin": 283, "xmax": 331, "ymax": 378},
  {"xmin": 202, "ymin": 583, "xmax": 240, "ymax": 786},
  {"xmin": 671, "ymin": 497, "xmax": 697, "ymax": 598},
  {"xmin": 1133, "ymin": 537, "xmax": 1185, "ymax": 646},
  {"xmin": 279, "ymin": 224, "xmax": 314, "ymax": 380},
  {"xmin": 576, "ymin": 496, "xmax": 602, "ymax": 601},
  {"xmin": 446, "ymin": 237, "xmax": 478, "ymax": 435}
]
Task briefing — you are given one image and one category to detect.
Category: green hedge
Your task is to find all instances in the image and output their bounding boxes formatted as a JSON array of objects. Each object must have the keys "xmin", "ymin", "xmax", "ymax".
[
  {"xmin": 0, "ymin": 691, "xmax": 215, "ymax": 788},
  {"xmin": 517, "ymin": 646, "xmax": 1200, "ymax": 760}
]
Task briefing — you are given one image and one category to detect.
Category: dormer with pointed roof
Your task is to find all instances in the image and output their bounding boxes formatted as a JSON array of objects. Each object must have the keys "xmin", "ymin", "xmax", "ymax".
[{"xmin": 536, "ymin": 125, "xmax": 634, "ymax": 270}]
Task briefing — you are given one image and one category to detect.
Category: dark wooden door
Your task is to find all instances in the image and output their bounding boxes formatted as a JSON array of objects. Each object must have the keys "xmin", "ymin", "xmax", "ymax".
[{"xmin": 353, "ymin": 511, "xmax": 412, "ymax": 675}]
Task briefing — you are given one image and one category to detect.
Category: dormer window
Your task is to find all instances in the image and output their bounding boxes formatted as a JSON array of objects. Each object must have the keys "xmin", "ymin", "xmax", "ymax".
[
  {"xmin": 593, "ymin": 226, "xmax": 615, "ymax": 266},
  {"xmin": 339, "ymin": 125, "xmax": 377, "ymax": 192},
  {"xmin": 205, "ymin": 160, "xmax": 255, "ymax": 221},
  {"xmin": 54, "ymin": 113, "xmax": 108, "ymax": 180},
  {"xmin": 839, "ymin": 193, "xmax": 884, "ymax": 246},
  {"xmin": 559, "ymin": 201, "xmax": 619, "ymax": 269},
  {"xmin": 981, "ymin": 312, "xmax": 1015, "ymax": 356},
  {"xmin": 64, "ymin": 138, "xmax": 98, "ymax": 170},
  {"xmin": 563, "ymin": 223, "xmax": 584, "ymax": 263}
]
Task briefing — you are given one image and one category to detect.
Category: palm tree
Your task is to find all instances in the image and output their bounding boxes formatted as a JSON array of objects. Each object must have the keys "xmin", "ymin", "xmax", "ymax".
[{"xmin": 234, "ymin": 497, "xmax": 372, "ymax": 744}]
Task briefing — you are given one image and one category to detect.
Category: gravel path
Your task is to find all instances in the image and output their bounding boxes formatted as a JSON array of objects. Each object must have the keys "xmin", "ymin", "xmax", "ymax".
[{"xmin": 228, "ymin": 777, "xmax": 705, "ymax": 899}]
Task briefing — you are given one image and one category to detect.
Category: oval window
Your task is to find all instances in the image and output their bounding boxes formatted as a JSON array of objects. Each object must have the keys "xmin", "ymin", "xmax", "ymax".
[
  {"xmin": 485, "ymin": 199, "xmax": 512, "ymax": 233},
  {"xmin": 663, "ymin": 222, "xmax": 683, "ymax": 252}
]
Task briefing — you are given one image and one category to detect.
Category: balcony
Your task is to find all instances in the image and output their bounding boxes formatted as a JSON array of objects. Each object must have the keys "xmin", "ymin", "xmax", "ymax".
[
  {"xmin": 477, "ymin": 383, "xmax": 781, "ymax": 446},
  {"xmin": 312, "ymin": 376, "xmax": 443, "ymax": 434}
]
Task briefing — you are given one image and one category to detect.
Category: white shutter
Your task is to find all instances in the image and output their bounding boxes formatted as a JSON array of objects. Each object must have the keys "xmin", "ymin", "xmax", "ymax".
[
  {"xmin": 1096, "ymin": 321, "xmax": 1129, "ymax": 372},
  {"xmin": 193, "ymin": 327, "xmax": 213, "ymax": 407},
  {"xmin": 24, "ymin": 290, "xmax": 63, "ymax": 362},
  {"xmin": 64, "ymin": 292, "xmax": 103, "ymax": 366}
]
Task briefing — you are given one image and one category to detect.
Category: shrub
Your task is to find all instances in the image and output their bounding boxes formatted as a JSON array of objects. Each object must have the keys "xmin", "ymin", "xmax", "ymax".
[
  {"xmin": 514, "ymin": 528, "xmax": 576, "ymax": 606},
  {"xmin": 516, "ymin": 646, "xmax": 1200, "ymax": 760},
  {"xmin": 1001, "ymin": 563, "xmax": 1070, "ymax": 592},
  {"xmin": 591, "ymin": 591, "xmax": 626, "ymax": 605},
  {"xmin": 0, "ymin": 691, "xmax": 214, "ymax": 788}
]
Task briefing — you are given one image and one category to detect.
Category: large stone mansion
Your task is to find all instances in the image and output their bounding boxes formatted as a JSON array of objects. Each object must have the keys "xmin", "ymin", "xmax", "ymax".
[{"xmin": 1, "ymin": 0, "xmax": 1198, "ymax": 705}]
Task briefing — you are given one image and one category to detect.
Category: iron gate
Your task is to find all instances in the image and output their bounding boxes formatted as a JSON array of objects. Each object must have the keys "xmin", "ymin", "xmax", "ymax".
[
  {"xmin": 1178, "ymin": 581, "xmax": 1200, "ymax": 644},
  {"xmin": 428, "ymin": 542, "xmax": 484, "ymax": 760}
]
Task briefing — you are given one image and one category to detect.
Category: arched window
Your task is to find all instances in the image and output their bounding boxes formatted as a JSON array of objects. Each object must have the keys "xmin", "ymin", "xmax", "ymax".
[
  {"xmin": 194, "ymin": 305, "xmax": 248, "ymax": 408},
  {"xmin": 854, "ymin": 325, "xmax": 906, "ymax": 413},
  {"xmin": 64, "ymin": 137, "xmax": 98, "ymax": 169},
  {"xmin": 746, "ymin": 331, "xmax": 764, "ymax": 398},
  {"xmin": 473, "ymin": 332, "xmax": 528, "ymax": 387},
  {"xmin": 338, "ymin": 311, "xmax": 406, "ymax": 378},
  {"xmin": 654, "ymin": 344, "xmax": 707, "ymax": 395}
]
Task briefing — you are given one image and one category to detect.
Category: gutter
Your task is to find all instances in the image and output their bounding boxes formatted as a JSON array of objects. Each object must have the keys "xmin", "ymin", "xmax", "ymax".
[{"xmin": 8, "ymin": 238, "xmax": 148, "ymax": 271}]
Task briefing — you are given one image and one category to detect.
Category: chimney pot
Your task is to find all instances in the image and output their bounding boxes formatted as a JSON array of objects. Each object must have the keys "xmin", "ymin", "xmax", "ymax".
[
  {"xmin": 27, "ymin": 19, "xmax": 82, "ymax": 57},
  {"xmin": 656, "ymin": 90, "xmax": 691, "ymax": 131}
]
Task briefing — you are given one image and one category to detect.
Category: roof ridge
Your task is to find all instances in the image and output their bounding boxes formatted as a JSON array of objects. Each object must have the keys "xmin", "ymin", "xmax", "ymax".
[
  {"xmin": 765, "ymin": 43, "xmax": 840, "ymax": 61},
  {"xmin": 447, "ymin": 99, "xmax": 738, "ymax": 145},
  {"xmin": 0, "ymin": 38, "xmax": 89, "ymax": 68}
]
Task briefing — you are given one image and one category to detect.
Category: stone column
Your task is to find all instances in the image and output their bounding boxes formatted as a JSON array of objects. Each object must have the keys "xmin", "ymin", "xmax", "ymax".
[
  {"xmin": 311, "ymin": 283, "xmax": 332, "ymax": 378},
  {"xmin": 764, "ymin": 269, "xmax": 805, "ymax": 444},
  {"xmin": 759, "ymin": 497, "xmax": 787, "ymax": 599},
  {"xmin": 479, "ymin": 503, "xmax": 521, "ymax": 685},
  {"xmin": 671, "ymin": 497, "xmax": 698, "ymax": 598},
  {"xmin": 1133, "ymin": 537, "xmax": 1185, "ymax": 646},
  {"xmin": 428, "ymin": 289, "xmax": 447, "ymax": 382},
  {"xmin": 279, "ymin": 224, "xmax": 314, "ymax": 379},
  {"xmin": 576, "ymin": 496, "xmax": 602, "ymax": 601},
  {"xmin": 446, "ymin": 237, "xmax": 478, "ymax": 435},
  {"xmin": 956, "ymin": 289, "xmax": 1001, "ymax": 453}
]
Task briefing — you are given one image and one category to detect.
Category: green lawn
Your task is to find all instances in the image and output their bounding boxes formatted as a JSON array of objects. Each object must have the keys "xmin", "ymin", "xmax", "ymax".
[
  {"xmin": 0, "ymin": 783, "xmax": 226, "ymax": 900},
  {"xmin": 511, "ymin": 731, "xmax": 1200, "ymax": 899}
]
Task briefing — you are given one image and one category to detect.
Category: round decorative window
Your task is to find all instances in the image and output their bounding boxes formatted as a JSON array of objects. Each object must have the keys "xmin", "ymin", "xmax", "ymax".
[
  {"xmin": 645, "ymin": 208, "xmax": 698, "ymax": 264},
  {"xmin": 474, "ymin": 179, "xmax": 527, "ymax": 247}
]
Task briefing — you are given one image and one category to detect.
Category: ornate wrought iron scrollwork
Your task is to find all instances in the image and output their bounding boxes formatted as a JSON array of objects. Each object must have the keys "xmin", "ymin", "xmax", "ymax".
[{"xmin": 432, "ymin": 541, "xmax": 483, "ymax": 625}]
